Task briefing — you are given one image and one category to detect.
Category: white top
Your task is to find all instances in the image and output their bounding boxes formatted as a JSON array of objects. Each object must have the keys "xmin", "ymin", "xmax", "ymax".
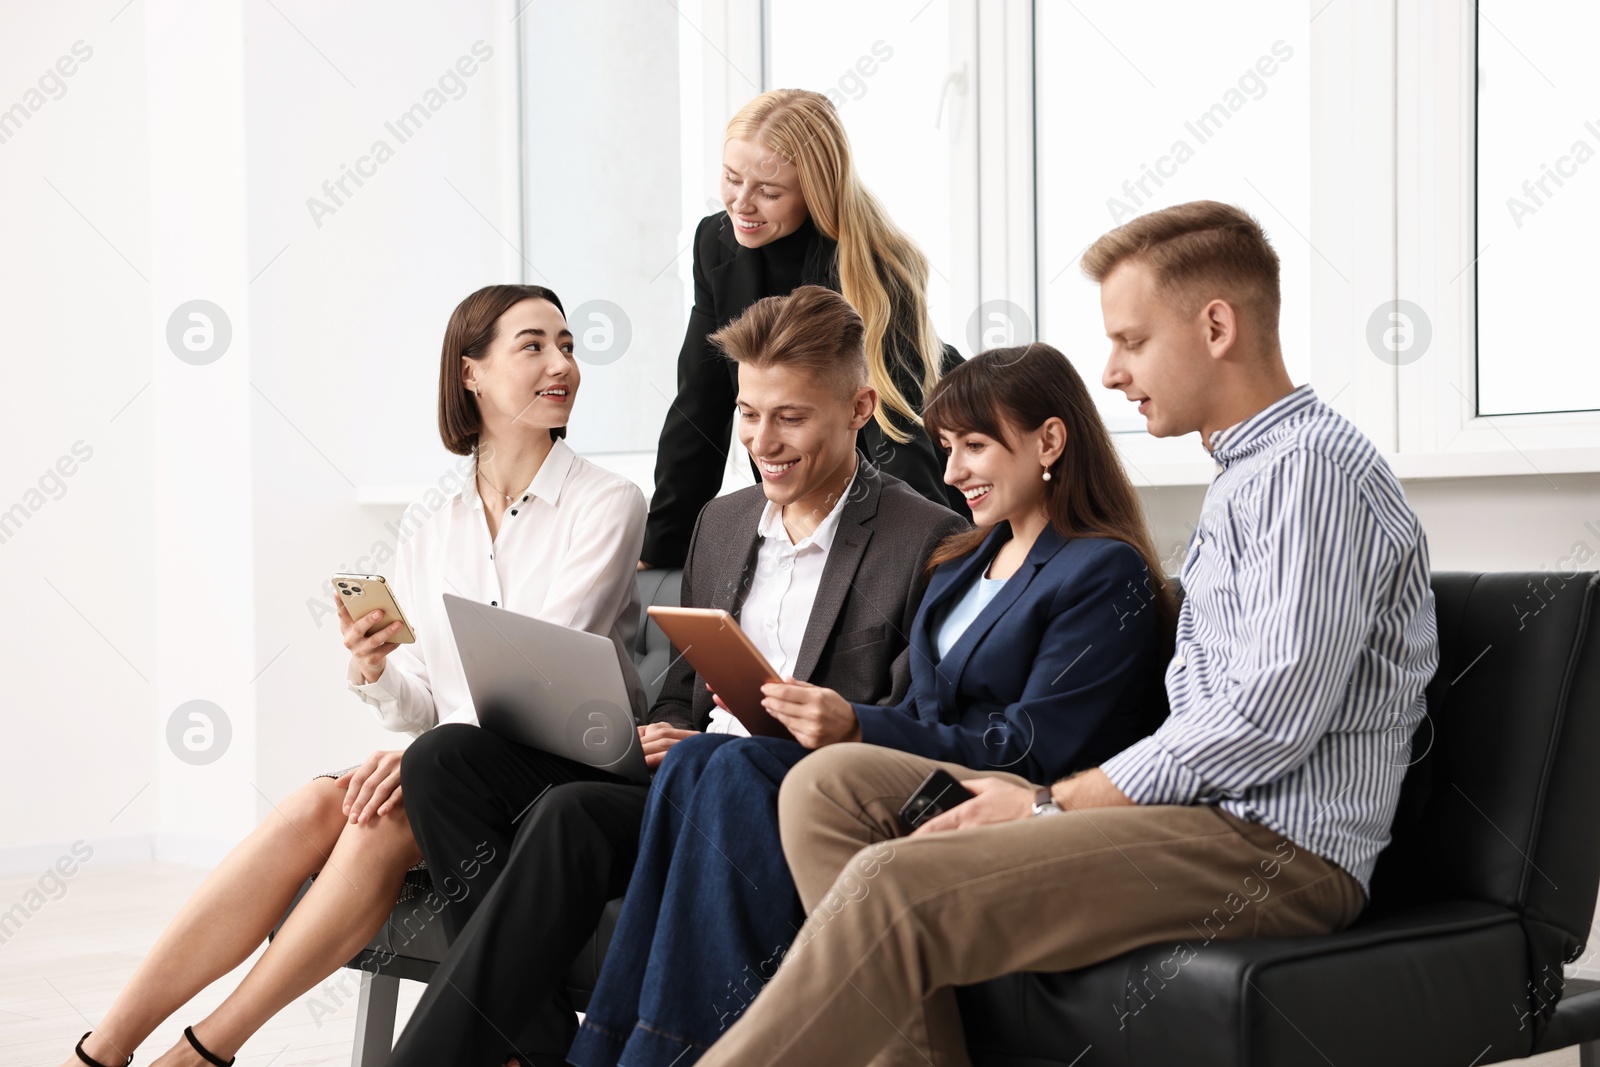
[
  {"xmin": 707, "ymin": 471, "xmax": 857, "ymax": 735},
  {"xmin": 348, "ymin": 437, "xmax": 647, "ymax": 737},
  {"xmin": 933, "ymin": 566, "xmax": 1008, "ymax": 660}
]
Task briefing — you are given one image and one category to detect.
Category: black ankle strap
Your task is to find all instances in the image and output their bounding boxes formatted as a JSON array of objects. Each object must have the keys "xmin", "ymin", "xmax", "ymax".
[
  {"xmin": 183, "ymin": 1026, "xmax": 235, "ymax": 1067},
  {"xmin": 75, "ymin": 1032, "xmax": 132, "ymax": 1067}
]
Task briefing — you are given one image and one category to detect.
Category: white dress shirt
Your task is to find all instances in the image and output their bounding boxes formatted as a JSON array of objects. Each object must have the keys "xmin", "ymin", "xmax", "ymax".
[
  {"xmin": 706, "ymin": 470, "xmax": 857, "ymax": 735},
  {"xmin": 348, "ymin": 437, "xmax": 647, "ymax": 737}
]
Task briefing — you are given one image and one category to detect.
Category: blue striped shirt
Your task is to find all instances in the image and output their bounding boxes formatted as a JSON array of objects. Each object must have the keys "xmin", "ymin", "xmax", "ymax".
[{"xmin": 1100, "ymin": 385, "xmax": 1438, "ymax": 893}]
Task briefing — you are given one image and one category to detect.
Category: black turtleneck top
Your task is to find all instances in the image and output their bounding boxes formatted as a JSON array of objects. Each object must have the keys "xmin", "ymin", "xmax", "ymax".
[{"xmin": 756, "ymin": 214, "xmax": 817, "ymax": 297}]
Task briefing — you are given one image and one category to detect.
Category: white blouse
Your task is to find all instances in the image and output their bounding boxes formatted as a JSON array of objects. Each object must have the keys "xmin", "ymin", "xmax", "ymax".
[
  {"xmin": 932, "ymin": 567, "xmax": 1009, "ymax": 660},
  {"xmin": 348, "ymin": 438, "xmax": 647, "ymax": 737}
]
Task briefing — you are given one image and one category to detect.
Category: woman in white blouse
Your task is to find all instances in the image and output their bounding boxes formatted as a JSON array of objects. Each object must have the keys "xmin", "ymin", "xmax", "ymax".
[{"xmin": 65, "ymin": 286, "xmax": 645, "ymax": 1067}]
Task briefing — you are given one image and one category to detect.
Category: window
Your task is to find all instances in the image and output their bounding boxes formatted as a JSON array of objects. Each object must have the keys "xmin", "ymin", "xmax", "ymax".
[
  {"xmin": 517, "ymin": 0, "xmax": 1600, "ymax": 485},
  {"xmin": 1397, "ymin": 2, "xmax": 1600, "ymax": 471},
  {"xmin": 767, "ymin": 0, "xmax": 968, "ymax": 350},
  {"xmin": 519, "ymin": 0, "xmax": 757, "ymax": 461},
  {"xmin": 1035, "ymin": 1, "xmax": 1312, "ymax": 439},
  {"xmin": 1474, "ymin": 1, "xmax": 1600, "ymax": 415}
]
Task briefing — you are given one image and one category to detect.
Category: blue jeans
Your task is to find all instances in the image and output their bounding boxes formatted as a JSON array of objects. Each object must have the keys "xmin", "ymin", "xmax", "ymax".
[{"xmin": 567, "ymin": 732, "xmax": 812, "ymax": 1067}]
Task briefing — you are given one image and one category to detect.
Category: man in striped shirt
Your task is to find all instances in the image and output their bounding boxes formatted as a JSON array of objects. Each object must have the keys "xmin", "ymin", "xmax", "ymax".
[{"xmin": 695, "ymin": 200, "xmax": 1440, "ymax": 1067}]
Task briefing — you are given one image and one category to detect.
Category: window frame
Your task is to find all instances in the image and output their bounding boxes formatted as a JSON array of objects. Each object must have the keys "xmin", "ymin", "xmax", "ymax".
[
  {"xmin": 1395, "ymin": 0, "xmax": 1600, "ymax": 478},
  {"xmin": 511, "ymin": 0, "xmax": 1600, "ymax": 494}
]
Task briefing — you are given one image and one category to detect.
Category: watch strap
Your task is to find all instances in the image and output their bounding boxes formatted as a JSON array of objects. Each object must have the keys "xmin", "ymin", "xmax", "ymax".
[{"xmin": 1032, "ymin": 785, "xmax": 1059, "ymax": 815}]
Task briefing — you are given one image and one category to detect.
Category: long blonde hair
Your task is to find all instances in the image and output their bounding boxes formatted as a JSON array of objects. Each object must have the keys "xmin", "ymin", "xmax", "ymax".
[{"xmin": 725, "ymin": 89, "xmax": 944, "ymax": 443}]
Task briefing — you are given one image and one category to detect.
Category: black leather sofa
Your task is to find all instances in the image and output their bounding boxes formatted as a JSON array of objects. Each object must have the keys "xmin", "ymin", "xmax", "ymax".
[
  {"xmin": 289, "ymin": 569, "xmax": 1600, "ymax": 1067},
  {"xmin": 958, "ymin": 571, "xmax": 1600, "ymax": 1066}
]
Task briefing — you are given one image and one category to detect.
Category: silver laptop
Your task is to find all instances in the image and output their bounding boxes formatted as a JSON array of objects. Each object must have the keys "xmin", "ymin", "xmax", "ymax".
[{"xmin": 442, "ymin": 593, "xmax": 650, "ymax": 783}]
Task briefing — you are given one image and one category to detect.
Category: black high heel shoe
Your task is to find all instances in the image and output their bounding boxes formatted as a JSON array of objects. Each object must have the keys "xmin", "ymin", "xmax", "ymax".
[
  {"xmin": 182, "ymin": 1026, "xmax": 235, "ymax": 1067},
  {"xmin": 74, "ymin": 1032, "xmax": 132, "ymax": 1067}
]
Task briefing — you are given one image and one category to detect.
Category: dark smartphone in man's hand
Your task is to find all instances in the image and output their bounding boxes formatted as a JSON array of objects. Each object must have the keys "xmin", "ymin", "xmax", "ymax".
[{"xmin": 898, "ymin": 769, "xmax": 977, "ymax": 832}]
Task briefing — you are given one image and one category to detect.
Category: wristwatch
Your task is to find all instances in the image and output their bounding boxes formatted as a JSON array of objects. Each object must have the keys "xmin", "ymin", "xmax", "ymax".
[{"xmin": 1031, "ymin": 786, "xmax": 1067, "ymax": 817}]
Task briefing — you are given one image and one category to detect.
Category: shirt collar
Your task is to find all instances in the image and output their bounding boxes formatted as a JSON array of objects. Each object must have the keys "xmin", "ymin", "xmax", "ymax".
[
  {"xmin": 462, "ymin": 437, "xmax": 576, "ymax": 511},
  {"xmin": 756, "ymin": 467, "xmax": 857, "ymax": 553},
  {"xmin": 1206, "ymin": 384, "xmax": 1320, "ymax": 469}
]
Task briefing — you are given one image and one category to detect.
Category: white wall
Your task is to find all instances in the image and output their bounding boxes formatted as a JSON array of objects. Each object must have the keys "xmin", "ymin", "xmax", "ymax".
[
  {"xmin": 0, "ymin": 0, "xmax": 522, "ymax": 871},
  {"xmin": 1, "ymin": 1, "xmax": 157, "ymax": 869},
  {"xmin": 241, "ymin": 0, "xmax": 524, "ymax": 814},
  {"xmin": 148, "ymin": 0, "xmax": 259, "ymax": 864}
]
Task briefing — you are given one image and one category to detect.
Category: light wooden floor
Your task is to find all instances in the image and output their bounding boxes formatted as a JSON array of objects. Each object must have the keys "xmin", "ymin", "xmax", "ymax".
[
  {"xmin": 0, "ymin": 862, "xmax": 1585, "ymax": 1067},
  {"xmin": 0, "ymin": 863, "xmax": 423, "ymax": 1067}
]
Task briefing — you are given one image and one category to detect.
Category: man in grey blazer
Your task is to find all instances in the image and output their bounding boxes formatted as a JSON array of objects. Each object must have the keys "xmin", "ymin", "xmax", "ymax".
[
  {"xmin": 391, "ymin": 285, "xmax": 968, "ymax": 1067},
  {"xmin": 643, "ymin": 441, "xmax": 959, "ymax": 736}
]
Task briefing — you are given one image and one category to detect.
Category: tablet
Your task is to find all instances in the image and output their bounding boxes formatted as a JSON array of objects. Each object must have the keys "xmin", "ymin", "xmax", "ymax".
[{"xmin": 646, "ymin": 606, "xmax": 794, "ymax": 740}]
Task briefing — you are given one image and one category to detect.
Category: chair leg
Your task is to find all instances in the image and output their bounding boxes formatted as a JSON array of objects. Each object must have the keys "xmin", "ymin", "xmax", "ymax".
[
  {"xmin": 351, "ymin": 969, "xmax": 399, "ymax": 1067},
  {"xmin": 1581, "ymin": 1038, "xmax": 1600, "ymax": 1067}
]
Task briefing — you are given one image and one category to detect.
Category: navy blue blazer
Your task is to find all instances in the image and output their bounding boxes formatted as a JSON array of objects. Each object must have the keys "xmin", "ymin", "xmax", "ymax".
[{"xmin": 853, "ymin": 521, "xmax": 1167, "ymax": 784}]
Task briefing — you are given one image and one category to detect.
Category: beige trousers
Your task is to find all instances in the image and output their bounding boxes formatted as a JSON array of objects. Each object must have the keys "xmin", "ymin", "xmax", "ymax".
[{"xmin": 697, "ymin": 743, "xmax": 1366, "ymax": 1067}]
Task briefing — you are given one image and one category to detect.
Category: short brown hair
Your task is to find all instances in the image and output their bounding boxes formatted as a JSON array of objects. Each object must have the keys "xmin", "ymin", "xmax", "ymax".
[
  {"xmin": 438, "ymin": 284, "xmax": 567, "ymax": 456},
  {"xmin": 708, "ymin": 284, "xmax": 869, "ymax": 401},
  {"xmin": 1081, "ymin": 200, "xmax": 1281, "ymax": 340}
]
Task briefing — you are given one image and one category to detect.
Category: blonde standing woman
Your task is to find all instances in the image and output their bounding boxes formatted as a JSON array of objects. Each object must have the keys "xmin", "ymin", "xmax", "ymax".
[{"xmin": 639, "ymin": 87, "xmax": 969, "ymax": 571}]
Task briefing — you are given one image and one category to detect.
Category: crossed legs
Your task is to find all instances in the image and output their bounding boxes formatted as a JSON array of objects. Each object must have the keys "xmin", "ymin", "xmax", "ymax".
[
  {"xmin": 697, "ymin": 743, "xmax": 1365, "ymax": 1067},
  {"xmin": 68, "ymin": 777, "xmax": 421, "ymax": 1067}
]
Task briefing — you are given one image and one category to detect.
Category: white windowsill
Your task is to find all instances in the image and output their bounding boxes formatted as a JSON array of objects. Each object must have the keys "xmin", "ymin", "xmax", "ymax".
[{"xmin": 352, "ymin": 444, "xmax": 1600, "ymax": 507}]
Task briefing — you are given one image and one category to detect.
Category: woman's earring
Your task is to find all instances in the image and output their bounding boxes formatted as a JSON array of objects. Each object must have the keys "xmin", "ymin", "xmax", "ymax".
[{"xmin": 1042, "ymin": 467, "xmax": 1052, "ymax": 482}]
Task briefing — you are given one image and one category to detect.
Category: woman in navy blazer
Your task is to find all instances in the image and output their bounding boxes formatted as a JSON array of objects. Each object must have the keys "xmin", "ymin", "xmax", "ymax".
[
  {"xmin": 569, "ymin": 344, "xmax": 1175, "ymax": 1067},
  {"xmin": 852, "ymin": 512, "xmax": 1167, "ymax": 782}
]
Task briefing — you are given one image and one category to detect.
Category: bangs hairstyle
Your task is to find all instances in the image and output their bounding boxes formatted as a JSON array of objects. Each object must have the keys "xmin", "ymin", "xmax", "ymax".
[
  {"xmin": 922, "ymin": 343, "xmax": 1176, "ymax": 649},
  {"xmin": 1081, "ymin": 200, "xmax": 1282, "ymax": 342},
  {"xmin": 708, "ymin": 284, "xmax": 869, "ymax": 401},
  {"xmin": 438, "ymin": 284, "xmax": 567, "ymax": 456}
]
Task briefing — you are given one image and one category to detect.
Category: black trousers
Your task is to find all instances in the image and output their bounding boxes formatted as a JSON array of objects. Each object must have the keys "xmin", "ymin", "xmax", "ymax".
[{"xmin": 399, "ymin": 724, "xmax": 640, "ymax": 1065}]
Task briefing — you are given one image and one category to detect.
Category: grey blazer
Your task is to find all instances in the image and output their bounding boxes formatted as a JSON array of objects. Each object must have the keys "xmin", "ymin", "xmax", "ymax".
[{"xmin": 647, "ymin": 457, "xmax": 970, "ymax": 730}]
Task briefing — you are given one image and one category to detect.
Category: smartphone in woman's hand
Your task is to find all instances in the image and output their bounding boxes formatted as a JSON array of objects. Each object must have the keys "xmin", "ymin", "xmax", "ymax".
[{"xmin": 333, "ymin": 573, "xmax": 416, "ymax": 643}]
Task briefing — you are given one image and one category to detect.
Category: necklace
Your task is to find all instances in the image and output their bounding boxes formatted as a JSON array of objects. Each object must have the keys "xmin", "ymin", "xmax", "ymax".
[{"xmin": 476, "ymin": 468, "xmax": 515, "ymax": 505}]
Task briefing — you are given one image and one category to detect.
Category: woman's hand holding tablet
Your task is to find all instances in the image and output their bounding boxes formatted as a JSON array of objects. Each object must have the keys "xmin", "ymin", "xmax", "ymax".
[{"xmin": 754, "ymin": 679, "xmax": 861, "ymax": 749}]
